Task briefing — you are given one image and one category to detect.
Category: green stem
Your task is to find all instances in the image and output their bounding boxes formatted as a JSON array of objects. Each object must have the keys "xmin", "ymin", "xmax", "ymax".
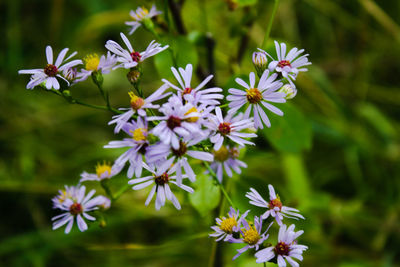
[
  {"xmin": 264, "ymin": 262, "xmax": 267, "ymax": 267},
  {"xmin": 219, "ymin": 103, "xmax": 229, "ymax": 109},
  {"xmin": 74, "ymin": 99, "xmax": 121, "ymax": 114},
  {"xmin": 113, "ymin": 183, "xmax": 131, "ymax": 201},
  {"xmin": 261, "ymin": 0, "xmax": 280, "ymax": 49},
  {"xmin": 204, "ymin": 162, "xmax": 236, "ymax": 209},
  {"xmin": 100, "ymin": 180, "xmax": 114, "ymax": 201}
]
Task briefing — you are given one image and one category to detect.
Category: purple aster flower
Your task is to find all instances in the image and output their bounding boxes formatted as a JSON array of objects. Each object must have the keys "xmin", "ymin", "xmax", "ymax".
[
  {"xmin": 229, "ymin": 216, "xmax": 272, "ymax": 260},
  {"xmin": 162, "ymin": 64, "xmax": 223, "ymax": 106},
  {"xmin": 18, "ymin": 45, "xmax": 82, "ymax": 90},
  {"xmin": 109, "ymin": 83, "xmax": 170, "ymax": 133},
  {"xmin": 105, "ymin": 32, "xmax": 168, "ymax": 69},
  {"xmin": 246, "ymin": 185, "xmax": 305, "ymax": 226},
  {"xmin": 80, "ymin": 162, "xmax": 123, "ymax": 182},
  {"xmin": 209, "ymin": 207, "xmax": 249, "ymax": 242},
  {"xmin": 259, "ymin": 41, "xmax": 311, "ymax": 86},
  {"xmin": 227, "ymin": 70, "xmax": 286, "ymax": 129},
  {"xmin": 126, "ymin": 5, "xmax": 162, "ymax": 35},
  {"xmin": 146, "ymin": 139, "xmax": 213, "ymax": 185},
  {"xmin": 210, "ymin": 145, "xmax": 248, "ymax": 182},
  {"xmin": 255, "ymin": 224, "xmax": 308, "ymax": 266},
  {"xmin": 148, "ymin": 95, "xmax": 206, "ymax": 149},
  {"xmin": 75, "ymin": 52, "xmax": 117, "ymax": 82},
  {"xmin": 208, "ymin": 107, "xmax": 257, "ymax": 150},
  {"xmin": 129, "ymin": 163, "xmax": 194, "ymax": 210},
  {"xmin": 51, "ymin": 185, "xmax": 107, "ymax": 234},
  {"xmin": 104, "ymin": 117, "xmax": 149, "ymax": 178}
]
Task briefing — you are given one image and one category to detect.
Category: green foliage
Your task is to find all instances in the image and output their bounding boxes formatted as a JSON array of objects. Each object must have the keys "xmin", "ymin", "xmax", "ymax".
[{"xmin": 189, "ymin": 173, "xmax": 221, "ymax": 216}]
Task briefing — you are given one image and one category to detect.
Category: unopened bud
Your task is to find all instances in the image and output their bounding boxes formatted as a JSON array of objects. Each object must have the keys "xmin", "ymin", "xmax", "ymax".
[
  {"xmin": 91, "ymin": 71, "xmax": 104, "ymax": 87},
  {"xmin": 127, "ymin": 69, "xmax": 141, "ymax": 84},
  {"xmin": 252, "ymin": 52, "xmax": 268, "ymax": 78},
  {"xmin": 278, "ymin": 84, "xmax": 297, "ymax": 99},
  {"xmin": 63, "ymin": 67, "xmax": 77, "ymax": 82}
]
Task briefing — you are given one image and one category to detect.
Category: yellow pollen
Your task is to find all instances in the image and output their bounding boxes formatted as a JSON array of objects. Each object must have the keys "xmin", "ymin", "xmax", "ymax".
[
  {"xmin": 84, "ymin": 54, "xmax": 100, "ymax": 71},
  {"xmin": 184, "ymin": 107, "xmax": 199, "ymax": 122},
  {"xmin": 96, "ymin": 162, "xmax": 112, "ymax": 178},
  {"xmin": 135, "ymin": 7, "xmax": 149, "ymax": 20},
  {"xmin": 219, "ymin": 217, "xmax": 237, "ymax": 234},
  {"xmin": 246, "ymin": 88, "xmax": 263, "ymax": 104},
  {"xmin": 58, "ymin": 190, "xmax": 68, "ymax": 203},
  {"xmin": 214, "ymin": 146, "xmax": 230, "ymax": 162},
  {"xmin": 242, "ymin": 226, "xmax": 261, "ymax": 245},
  {"xmin": 131, "ymin": 128, "xmax": 147, "ymax": 141},
  {"xmin": 128, "ymin": 92, "xmax": 145, "ymax": 110}
]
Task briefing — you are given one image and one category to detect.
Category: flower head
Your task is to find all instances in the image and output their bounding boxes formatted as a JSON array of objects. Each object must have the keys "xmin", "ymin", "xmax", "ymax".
[
  {"xmin": 125, "ymin": 5, "xmax": 162, "ymax": 35},
  {"xmin": 209, "ymin": 145, "xmax": 248, "ymax": 182},
  {"xmin": 227, "ymin": 70, "xmax": 286, "ymax": 129},
  {"xmin": 52, "ymin": 185, "xmax": 108, "ymax": 234},
  {"xmin": 75, "ymin": 52, "xmax": 117, "ymax": 82},
  {"xmin": 246, "ymin": 185, "xmax": 305, "ymax": 225},
  {"xmin": 105, "ymin": 32, "xmax": 168, "ymax": 70},
  {"xmin": 255, "ymin": 224, "xmax": 308, "ymax": 266},
  {"xmin": 18, "ymin": 46, "xmax": 82, "ymax": 90},
  {"xmin": 80, "ymin": 162, "xmax": 123, "ymax": 182},
  {"xmin": 209, "ymin": 207, "xmax": 249, "ymax": 242}
]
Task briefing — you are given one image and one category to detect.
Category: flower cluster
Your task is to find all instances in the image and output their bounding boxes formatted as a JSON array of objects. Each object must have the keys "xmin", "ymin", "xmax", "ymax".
[
  {"xmin": 210, "ymin": 185, "xmax": 307, "ymax": 266},
  {"xmin": 18, "ymin": 3, "xmax": 311, "ymax": 264}
]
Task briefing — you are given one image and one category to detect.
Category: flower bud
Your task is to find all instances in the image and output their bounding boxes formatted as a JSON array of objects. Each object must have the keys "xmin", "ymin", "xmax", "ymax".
[
  {"xmin": 278, "ymin": 84, "xmax": 297, "ymax": 99},
  {"xmin": 91, "ymin": 71, "xmax": 104, "ymax": 87},
  {"xmin": 252, "ymin": 52, "xmax": 268, "ymax": 77},
  {"xmin": 127, "ymin": 69, "xmax": 141, "ymax": 84}
]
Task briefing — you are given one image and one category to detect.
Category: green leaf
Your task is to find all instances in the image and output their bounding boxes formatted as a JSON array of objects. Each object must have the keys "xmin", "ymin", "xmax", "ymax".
[
  {"xmin": 237, "ymin": 0, "xmax": 258, "ymax": 7},
  {"xmin": 189, "ymin": 173, "xmax": 220, "ymax": 216},
  {"xmin": 263, "ymin": 104, "xmax": 313, "ymax": 153}
]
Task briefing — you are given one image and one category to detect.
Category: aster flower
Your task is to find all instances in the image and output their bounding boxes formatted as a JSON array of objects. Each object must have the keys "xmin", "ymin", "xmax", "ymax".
[
  {"xmin": 146, "ymin": 139, "xmax": 213, "ymax": 185},
  {"xmin": 246, "ymin": 185, "xmax": 305, "ymax": 226},
  {"xmin": 18, "ymin": 46, "xmax": 82, "ymax": 90},
  {"xmin": 148, "ymin": 95, "xmax": 206, "ymax": 149},
  {"xmin": 208, "ymin": 107, "xmax": 256, "ymax": 150},
  {"xmin": 259, "ymin": 41, "xmax": 311, "ymax": 86},
  {"xmin": 230, "ymin": 216, "xmax": 272, "ymax": 260},
  {"xmin": 227, "ymin": 70, "xmax": 286, "ymax": 129},
  {"xmin": 105, "ymin": 32, "xmax": 168, "ymax": 69},
  {"xmin": 80, "ymin": 162, "xmax": 123, "ymax": 182},
  {"xmin": 104, "ymin": 117, "xmax": 149, "ymax": 178},
  {"xmin": 51, "ymin": 185, "xmax": 106, "ymax": 234},
  {"xmin": 255, "ymin": 224, "xmax": 308, "ymax": 266},
  {"xmin": 129, "ymin": 163, "xmax": 194, "ymax": 210},
  {"xmin": 75, "ymin": 52, "xmax": 117, "ymax": 82},
  {"xmin": 125, "ymin": 5, "xmax": 162, "ymax": 35},
  {"xmin": 209, "ymin": 207, "xmax": 249, "ymax": 242},
  {"xmin": 210, "ymin": 145, "xmax": 248, "ymax": 182},
  {"xmin": 108, "ymin": 83, "xmax": 170, "ymax": 133},
  {"xmin": 162, "ymin": 64, "xmax": 223, "ymax": 106}
]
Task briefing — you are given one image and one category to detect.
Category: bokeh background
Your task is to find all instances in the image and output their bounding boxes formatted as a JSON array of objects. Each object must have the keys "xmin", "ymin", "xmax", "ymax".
[{"xmin": 1, "ymin": 0, "xmax": 400, "ymax": 266}]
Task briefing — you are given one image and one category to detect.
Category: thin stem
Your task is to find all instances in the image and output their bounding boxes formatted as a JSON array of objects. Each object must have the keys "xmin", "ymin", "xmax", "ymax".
[
  {"xmin": 264, "ymin": 262, "xmax": 267, "ymax": 267},
  {"xmin": 73, "ymin": 99, "xmax": 121, "ymax": 114},
  {"xmin": 113, "ymin": 183, "xmax": 131, "ymax": 201},
  {"xmin": 100, "ymin": 180, "xmax": 114, "ymax": 201},
  {"xmin": 261, "ymin": 0, "xmax": 280, "ymax": 49},
  {"xmin": 203, "ymin": 162, "xmax": 236, "ymax": 209},
  {"xmin": 219, "ymin": 103, "xmax": 229, "ymax": 109}
]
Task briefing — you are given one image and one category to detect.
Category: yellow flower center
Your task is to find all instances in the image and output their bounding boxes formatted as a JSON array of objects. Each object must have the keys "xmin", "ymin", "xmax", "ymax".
[
  {"xmin": 84, "ymin": 54, "xmax": 100, "ymax": 71},
  {"xmin": 131, "ymin": 128, "xmax": 147, "ymax": 142},
  {"xmin": 214, "ymin": 146, "xmax": 230, "ymax": 162},
  {"xmin": 184, "ymin": 107, "xmax": 199, "ymax": 122},
  {"xmin": 246, "ymin": 88, "xmax": 263, "ymax": 104},
  {"xmin": 96, "ymin": 162, "xmax": 112, "ymax": 178},
  {"xmin": 219, "ymin": 217, "xmax": 237, "ymax": 234},
  {"xmin": 134, "ymin": 7, "xmax": 149, "ymax": 20},
  {"xmin": 58, "ymin": 190, "xmax": 69, "ymax": 203},
  {"xmin": 128, "ymin": 92, "xmax": 145, "ymax": 110},
  {"xmin": 242, "ymin": 226, "xmax": 260, "ymax": 245}
]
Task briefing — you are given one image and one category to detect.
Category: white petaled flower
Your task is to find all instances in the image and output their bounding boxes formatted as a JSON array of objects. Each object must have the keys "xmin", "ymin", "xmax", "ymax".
[
  {"xmin": 246, "ymin": 185, "xmax": 305, "ymax": 226},
  {"xmin": 259, "ymin": 41, "xmax": 311, "ymax": 86},
  {"xmin": 162, "ymin": 64, "xmax": 223, "ymax": 106},
  {"xmin": 229, "ymin": 216, "xmax": 272, "ymax": 260},
  {"xmin": 148, "ymin": 95, "xmax": 206, "ymax": 149},
  {"xmin": 255, "ymin": 224, "xmax": 308, "ymax": 266},
  {"xmin": 104, "ymin": 117, "xmax": 150, "ymax": 178},
  {"xmin": 105, "ymin": 32, "xmax": 168, "ymax": 69},
  {"xmin": 278, "ymin": 84, "xmax": 297, "ymax": 100},
  {"xmin": 210, "ymin": 146, "xmax": 247, "ymax": 183},
  {"xmin": 75, "ymin": 52, "xmax": 117, "ymax": 82},
  {"xmin": 109, "ymin": 83, "xmax": 170, "ymax": 133},
  {"xmin": 18, "ymin": 46, "xmax": 82, "ymax": 90},
  {"xmin": 146, "ymin": 139, "xmax": 213, "ymax": 185},
  {"xmin": 80, "ymin": 162, "xmax": 123, "ymax": 182},
  {"xmin": 126, "ymin": 5, "xmax": 162, "ymax": 35},
  {"xmin": 129, "ymin": 163, "xmax": 194, "ymax": 210},
  {"xmin": 209, "ymin": 107, "xmax": 256, "ymax": 150},
  {"xmin": 51, "ymin": 185, "xmax": 106, "ymax": 234},
  {"xmin": 227, "ymin": 70, "xmax": 286, "ymax": 129},
  {"xmin": 209, "ymin": 207, "xmax": 249, "ymax": 242}
]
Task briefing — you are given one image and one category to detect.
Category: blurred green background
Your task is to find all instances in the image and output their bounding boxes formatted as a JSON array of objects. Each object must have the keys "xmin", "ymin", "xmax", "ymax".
[{"xmin": 1, "ymin": 0, "xmax": 400, "ymax": 266}]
